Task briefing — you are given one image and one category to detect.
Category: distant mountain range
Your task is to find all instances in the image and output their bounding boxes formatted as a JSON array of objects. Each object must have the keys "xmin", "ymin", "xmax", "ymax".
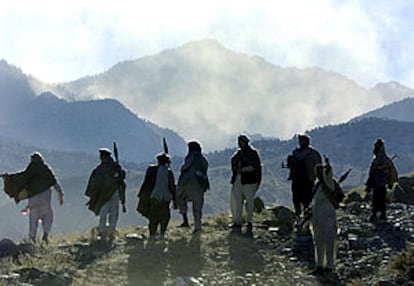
[
  {"xmin": 352, "ymin": 96, "xmax": 414, "ymax": 122},
  {"xmin": 0, "ymin": 60, "xmax": 186, "ymax": 162},
  {"xmin": 32, "ymin": 39, "xmax": 414, "ymax": 151}
]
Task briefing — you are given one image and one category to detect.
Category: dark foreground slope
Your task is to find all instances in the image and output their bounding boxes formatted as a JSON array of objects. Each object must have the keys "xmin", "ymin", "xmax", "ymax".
[{"xmin": 1, "ymin": 191, "xmax": 414, "ymax": 286}]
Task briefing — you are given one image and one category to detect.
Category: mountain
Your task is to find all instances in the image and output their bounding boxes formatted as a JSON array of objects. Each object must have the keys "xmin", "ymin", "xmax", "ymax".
[
  {"xmin": 368, "ymin": 81, "xmax": 414, "ymax": 103},
  {"xmin": 352, "ymin": 96, "xmax": 414, "ymax": 122},
  {"xmin": 43, "ymin": 39, "xmax": 411, "ymax": 151},
  {"xmin": 0, "ymin": 60, "xmax": 187, "ymax": 162},
  {"xmin": 0, "ymin": 60, "xmax": 34, "ymax": 118}
]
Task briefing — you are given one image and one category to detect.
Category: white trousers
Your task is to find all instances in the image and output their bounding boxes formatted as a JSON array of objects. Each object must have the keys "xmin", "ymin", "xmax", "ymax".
[
  {"xmin": 29, "ymin": 206, "xmax": 53, "ymax": 239},
  {"xmin": 230, "ymin": 175, "xmax": 258, "ymax": 225},
  {"xmin": 99, "ymin": 191, "xmax": 120, "ymax": 233}
]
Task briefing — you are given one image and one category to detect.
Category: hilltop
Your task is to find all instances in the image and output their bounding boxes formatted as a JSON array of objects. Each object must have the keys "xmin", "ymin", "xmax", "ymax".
[
  {"xmin": 44, "ymin": 40, "xmax": 413, "ymax": 150},
  {"xmin": 1, "ymin": 190, "xmax": 414, "ymax": 285}
]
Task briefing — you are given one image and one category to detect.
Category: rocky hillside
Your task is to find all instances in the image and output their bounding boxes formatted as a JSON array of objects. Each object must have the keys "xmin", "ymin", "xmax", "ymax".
[{"xmin": 2, "ymin": 186, "xmax": 414, "ymax": 286}]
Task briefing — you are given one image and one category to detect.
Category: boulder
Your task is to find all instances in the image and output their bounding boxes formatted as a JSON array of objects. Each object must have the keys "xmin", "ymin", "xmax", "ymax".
[
  {"xmin": 254, "ymin": 197, "xmax": 265, "ymax": 213},
  {"xmin": 263, "ymin": 206, "xmax": 295, "ymax": 235},
  {"xmin": 344, "ymin": 192, "xmax": 363, "ymax": 203},
  {"xmin": 394, "ymin": 176, "xmax": 414, "ymax": 204},
  {"xmin": 0, "ymin": 239, "xmax": 18, "ymax": 258}
]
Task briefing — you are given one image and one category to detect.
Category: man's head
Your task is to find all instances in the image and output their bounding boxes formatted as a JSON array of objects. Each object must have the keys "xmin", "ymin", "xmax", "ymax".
[
  {"xmin": 188, "ymin": 140, "xmax": 202, "ymax": 152},
  {"xmin": 298, "ymin": 134, "xmax": 310, "ymax": 148},
  {"xmin": 238, "ymin": 134, "xmax": 250, "ymax": 149},
  {"xmin": 99, "ymin": 148, "xmax": 112, "ymax": 159},
  {"xmin": 30, "ymin": 152, "xmax": 44, "ymax": 162},
  {"xmin": 373, "ymin": 139, "xmax": 385, "ymax": 155},
  {"xmin": 156, "ymin": 152, "xmax": 170, "ymax": 165}
]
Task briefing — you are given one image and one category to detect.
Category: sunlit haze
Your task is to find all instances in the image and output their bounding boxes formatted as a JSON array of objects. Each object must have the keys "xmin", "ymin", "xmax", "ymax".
[{"xmin": 0, "ymin": 0, "xmax": 413, "ymax": 88}]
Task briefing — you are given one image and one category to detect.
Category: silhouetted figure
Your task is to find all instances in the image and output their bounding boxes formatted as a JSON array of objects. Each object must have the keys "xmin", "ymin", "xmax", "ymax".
[
  {"xmin": 365, "ymin": 139, "xmax": 398, "ymax": 222},
  {"xmin": 229, "ymin": 134, "xmax": 262, "ymax": 230},
  {"xmin": 177, "ymin": 140, "xmax": 209, "ymax": 233},
  {"xmin": 1, "ymin": 152, "xmax": 64, "ymax": 243},
  {"xmin": 138, "ymin": 153, "xmax": 176, "ymax": 238},
  {"xmin": 85, "ymin": 148, "xmax": 126, "ymax": 239},
  {"xmin": 287, "ymin": 134, "xmax": 321, "ymax": 218}
]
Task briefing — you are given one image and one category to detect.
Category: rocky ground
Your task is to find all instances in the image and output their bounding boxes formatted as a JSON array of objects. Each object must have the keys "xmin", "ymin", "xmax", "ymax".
[{"xmin": 1, "ymin": 193, "xmax": 414, "ymax": 286}]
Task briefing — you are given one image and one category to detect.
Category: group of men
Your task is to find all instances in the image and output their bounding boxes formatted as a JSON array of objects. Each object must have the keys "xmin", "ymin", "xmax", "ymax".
[
  {"xmin": 137, "ymin": 134, "xmax": 261, "ymax": 238},
  {"xmin": 0, "ymin": 134, "xmax": 399, "ymax": 275}
]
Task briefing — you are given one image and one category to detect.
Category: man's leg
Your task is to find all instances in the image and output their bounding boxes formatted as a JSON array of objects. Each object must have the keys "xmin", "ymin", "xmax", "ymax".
[
  {"xmin": 29, "ymin": 207, "xmax": 40, "ymax": 242},
  {"xmin": 377, "ymin": 186, "xmax": 387, "ymax": 220},
  {"xmin": 192, "ymin": 192, "xmax": 204, "ymax": 231},
  {"xmin": 230, "ymin": 176, "xmax": 243, "ymax": 225},
  {"xmin": 160, "ymin": 202, "xmax": 171, "ymax": 236},
  {"xmin": 177, "ymin": 190, "xmax": 189, "ymax": 227},
  {"xmin": 41, "ymin": 207, "xmax": 54, "ymax": 243},
  {"xmin": 99, "ymin": 201, "xmax": 110, "ymax": 234},
  {"xmin": 291, "ymin": 181, "xmax": 302, "ymax": 216},
  {"xmin": 302, "ymin": 181, "xmax": 315, "ymax": 210},
  {"xmin": 108, "ymin": 193, "xmax": 120, "ymax": 233},
  {"xmin": 243, "ymin": 184, "xmax": 257, "ymax": 225}
]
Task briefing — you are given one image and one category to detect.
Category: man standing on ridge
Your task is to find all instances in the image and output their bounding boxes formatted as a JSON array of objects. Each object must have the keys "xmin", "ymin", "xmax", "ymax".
[
  {"xmin": 286, "ymin": 134, "xmax": 322, "ymax": 220},
  {"xmin": 177, "ymin": 140, "xmax": 209, "ymax": 233},
  {"xmin": 1, "ymin": 152, "xmax": 64, "ymax": 244},
  {"xmin": 365, "ymin": 139, "xmax": 398, "ymax": 222},
  {"xmin": 138, "ymin": 153, "xmax": 176, "ymax": 239},
  {"xmin": 229, "ymin": 134, "xmax": 262, "ymax": 231},
  {"xmin": 85, "ymin": 148, "xmax": 126, "ymax": 239}
]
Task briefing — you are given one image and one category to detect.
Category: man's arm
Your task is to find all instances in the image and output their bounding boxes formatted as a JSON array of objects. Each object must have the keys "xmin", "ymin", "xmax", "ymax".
[{"xmin": 53, "ymin": 182, "xmax": 64, "ymax": 205}]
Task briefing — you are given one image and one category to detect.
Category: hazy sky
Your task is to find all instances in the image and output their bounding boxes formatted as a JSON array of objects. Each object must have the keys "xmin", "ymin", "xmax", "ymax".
[{"xmin": 0, "ymin": 0, "xmax": 413, "ymax": 88}]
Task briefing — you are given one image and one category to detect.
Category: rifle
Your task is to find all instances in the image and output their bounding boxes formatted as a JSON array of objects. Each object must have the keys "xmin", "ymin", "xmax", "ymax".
[
  {"xmin": 162, "ymin": 137, "xmax": 177, "ymax": 209},
  {"xmin": 163, "ymin": 137, "xmax": 169, "ymax": 154},
  {"xmin": 338, "ymin": 168, "xmax": 352, "ymax": 184},
  {"xmin": 162, "ymin": 137, "xmax": 171, "ymax": 167},
  {"xmin": 113, "ymin": 142, "xmax": 127, "ymax": 213}
]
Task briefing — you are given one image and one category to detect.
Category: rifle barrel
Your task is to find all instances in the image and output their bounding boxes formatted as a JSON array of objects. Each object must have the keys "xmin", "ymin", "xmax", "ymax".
[{"xmin": 113, "ymin": 142, "xmax": 119, "ymax": 162}]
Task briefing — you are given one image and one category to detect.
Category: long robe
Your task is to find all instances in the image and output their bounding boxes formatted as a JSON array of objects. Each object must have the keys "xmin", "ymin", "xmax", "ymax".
[{"xmin": 85, "ymin": 157, "xmax": 125, "ymax": 215}]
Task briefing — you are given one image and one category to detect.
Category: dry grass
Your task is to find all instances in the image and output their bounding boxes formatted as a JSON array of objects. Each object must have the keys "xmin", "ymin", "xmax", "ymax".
[{"xmin": 389, "ymin": 242, "xmax": 414, "ymax": 281}]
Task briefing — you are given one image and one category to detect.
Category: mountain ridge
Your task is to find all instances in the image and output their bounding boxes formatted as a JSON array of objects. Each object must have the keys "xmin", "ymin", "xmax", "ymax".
[
  {"xmin": 0, "ymin": 61, "xmax": 187, "ymax": 162},
  {"xmin": 351, "ymin": 96, "xmax": 414, "ymax": 123},
  {"xmin": 49, "ymin": 39, "xmax": 411, "ymax": 150},
  {"xmin": 5, "ymin": 40, "xmax": 414, "ymax": 151}
]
